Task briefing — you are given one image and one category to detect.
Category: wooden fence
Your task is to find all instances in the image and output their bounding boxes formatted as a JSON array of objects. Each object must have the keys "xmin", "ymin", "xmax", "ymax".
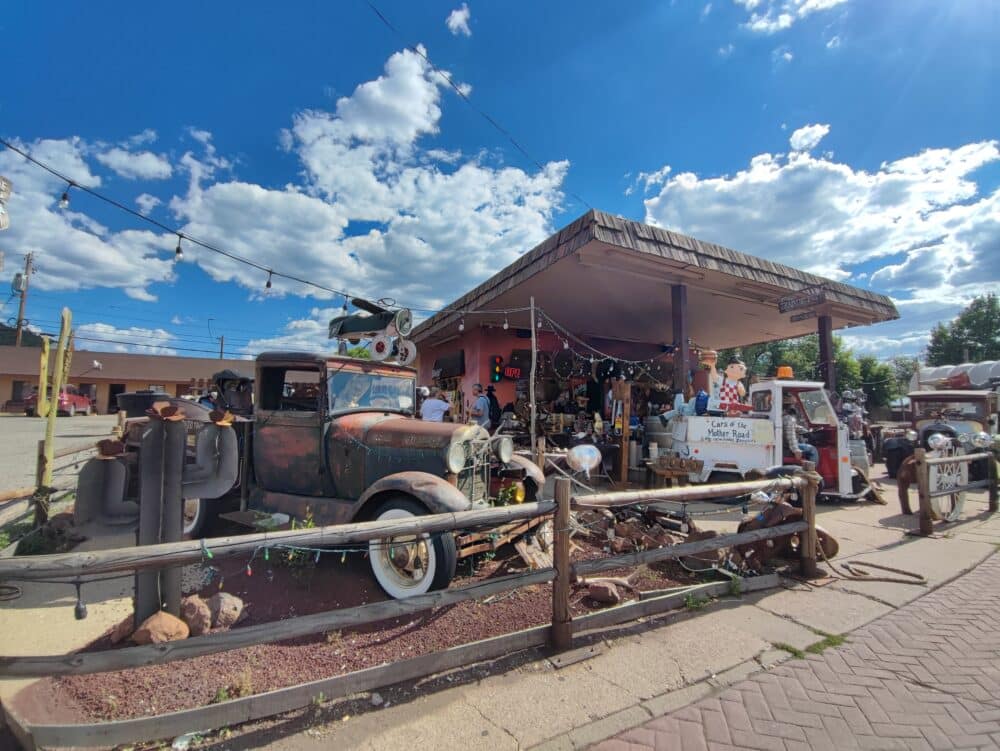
[
  {"xmin": 912, "ymin": 447, "xmax": 999, "ymax": 536},
  {"xmin": 1, "ymin": 471, "xmax": 818, "ymax": 749}
]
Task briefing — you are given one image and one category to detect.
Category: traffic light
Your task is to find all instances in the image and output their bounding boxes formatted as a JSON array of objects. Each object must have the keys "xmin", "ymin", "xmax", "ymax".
[{"xmin": 490, "ymin": 355, "xmax": 503, "ymax": 382}]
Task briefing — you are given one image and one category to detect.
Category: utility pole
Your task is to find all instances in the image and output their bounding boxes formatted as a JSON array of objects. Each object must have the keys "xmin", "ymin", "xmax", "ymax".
[
  {"xmin": 14, "ymin": 252, "xmax": 32, "ymax": 347},
  {"xmin": 219, "ymin": 334, "xmax": 224, "ymax": 359}
]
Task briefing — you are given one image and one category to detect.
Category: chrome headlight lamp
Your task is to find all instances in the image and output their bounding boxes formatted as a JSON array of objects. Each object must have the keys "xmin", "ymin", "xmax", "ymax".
[
  {"xmin": 493, "ymin": 436, "xmax": 514, "ymax": 464},
  {"xmin": 446, "ymin": 441, "xmax": 467, "ymax": 474},
  {"xmin": 971, "ymin": 431, "xmax": 991, "ymax": 449}
]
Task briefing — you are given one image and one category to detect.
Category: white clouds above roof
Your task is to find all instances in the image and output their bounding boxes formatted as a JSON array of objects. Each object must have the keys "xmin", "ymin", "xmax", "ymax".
[
  {"xmin": 641, "ymin": 133, "xmax": 1000, "ymax": 353},
  {"xmin": 789, "ymin": 123, "xmax": 830, "ymax": 151},
  {"xmin": 446, "ymin": 4, "xmax": 472, "ymax": 36},
  {"xmin": 75, "ymin": 322, "xmax": 178, "ymax": 355},
  {"xmin": 96, "ymin": 147, "xmax": 172, "ymax": 180}
]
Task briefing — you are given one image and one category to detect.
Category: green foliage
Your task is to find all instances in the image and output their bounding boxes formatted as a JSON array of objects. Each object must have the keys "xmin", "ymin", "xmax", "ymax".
[
  {"xmin": 888, "ymin": 356, "xmax": 920, "ymax": 396},
  {"xmin": 805, "ymin": 631, "xmax": 846, "ymax": 654},
  {"xmin": 773, "ymin": 642, "xmax": 806, "ymax": 659},
  {"xmin": 722, "ymin": 334, "xmax": 861, "ymax": 391},
  {"xmin": 857, "ymin": 356, "xmax": 896, "ymax": 408},
  {"xmin": 684, "ymin": 592, "xmax": 711, "ymax": 610},
  {"xmin": 346, "ymin": 346, "xmax": 371, "ymax": 360},
  {"xmin": 926, "ymin": 294, "xmax": 1000, "ymax": 366},
  {"xmin": 277, "ymin": 508, "xmax": 318, "ymax": 571}
]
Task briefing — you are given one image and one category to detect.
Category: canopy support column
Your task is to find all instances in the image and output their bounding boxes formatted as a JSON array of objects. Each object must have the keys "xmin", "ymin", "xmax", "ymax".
[
  {"xmin": 818, "ymin": 314, "xmax": 836, "ymax": 393},
  {"xmin": 671, "ymin": 284, "xmax": 689, "ymax": 397}
]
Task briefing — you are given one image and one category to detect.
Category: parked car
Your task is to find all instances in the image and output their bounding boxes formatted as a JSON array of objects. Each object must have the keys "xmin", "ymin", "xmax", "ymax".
[
  {"xmin": 882, "ymin": 390, "xmax": 998, "ymax": 480},
  {"xmin": 24, "ymin": 384, "xmax": 94, "ymax": 417}
]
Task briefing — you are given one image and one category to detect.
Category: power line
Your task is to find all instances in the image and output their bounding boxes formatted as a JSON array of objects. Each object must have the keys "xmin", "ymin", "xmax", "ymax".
[{"xmin": 361, "ymin": 0, "xmax": 592, "ymax": 212}]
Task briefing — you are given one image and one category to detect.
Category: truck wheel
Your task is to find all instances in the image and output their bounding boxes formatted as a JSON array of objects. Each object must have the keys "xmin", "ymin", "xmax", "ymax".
[
  {"xmin": 369, "ymin": 497, "xmax": 457, "ymax": 599},
  {"xmin": 182, "ymin": 498, "xmax": 208, "ymax": 538}
]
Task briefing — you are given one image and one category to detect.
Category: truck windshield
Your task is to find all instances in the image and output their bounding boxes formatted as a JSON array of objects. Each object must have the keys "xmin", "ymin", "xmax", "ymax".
[
  {"xmin": 913, "ymin": 400, "xmax": 985, "ymax": 421},
  {"xmin": 796, "ymin": 389, "xmax": 836, "ymax": 426},
  {"xmin": 328, "ymin": 371, "xmax": 415, "ymax": 413}
]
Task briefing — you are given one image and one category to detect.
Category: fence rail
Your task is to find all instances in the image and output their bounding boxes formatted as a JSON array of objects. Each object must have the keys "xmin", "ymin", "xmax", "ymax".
[
  {"xmin": 912, "ymin": 448, "xmax": 998, "ymax": 536},
  {"xmin": 1, "ymin": 470, "xmax": 820, "ymax": 750}
]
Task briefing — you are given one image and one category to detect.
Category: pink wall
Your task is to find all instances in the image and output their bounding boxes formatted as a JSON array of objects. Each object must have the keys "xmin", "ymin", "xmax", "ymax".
[{"xmin": 417, "ymin": 327, "xmax": 562, "ymax": 413}]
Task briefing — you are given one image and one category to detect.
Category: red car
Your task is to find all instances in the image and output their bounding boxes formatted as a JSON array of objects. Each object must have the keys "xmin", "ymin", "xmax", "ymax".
[{"xmin": 24, "ymin": 385, "xmax": 94, "ymax": 416}]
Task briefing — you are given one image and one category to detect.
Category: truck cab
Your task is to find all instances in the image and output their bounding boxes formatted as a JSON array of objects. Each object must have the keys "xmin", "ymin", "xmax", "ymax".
[
  {"xmin": 245, "ymin": 352, "xmax": 543, "ymax": 598},
  {"xmin": 668, "ymin": 379, "xmax": 863, "ymax": 499}
]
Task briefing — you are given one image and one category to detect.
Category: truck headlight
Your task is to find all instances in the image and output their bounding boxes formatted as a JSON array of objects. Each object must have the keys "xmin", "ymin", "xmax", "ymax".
[
  {"xmin": 956, "ymin": 433, "xmax": 970, "ymax": 446},
  {"xmin": 446, "ymin": 442, "xmax": 467, "ymax": 474},
  {"xmin": 493, "ymin": 436, "xmax": 514, "ymax": 464},
  {"xmin": 971, "ymin": 431, "xmax": 991, "ymax": 449},
  {"xmin": 927, "ymin": 433, "xmax": 949, "ymax": 451},
  {"xmin": 905, "ymin": 430, "xmax": 918, "ymax": 443}
]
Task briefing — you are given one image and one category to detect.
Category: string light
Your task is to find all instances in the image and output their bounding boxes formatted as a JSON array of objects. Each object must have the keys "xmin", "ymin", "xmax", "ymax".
[
  {"xmin": 174, "ymin": 234, "xmax": 184, "ymax": 262},
  {"xmin": 341, "ymin": 298, "xmax": 349, "ymax": 315},
  {"xmin": 503, "ymin": 315, "xmax": 509, "ymax": 331},
  {"xmin": 58, "ymin": 183, "xmax": 72, "ymax": 210},
  {"xmin": 458, "ymin": 317, "xmax": 465, "ymax": 332},
  {"xmin": 265, "ymin": 270, "xmax": 273, "ymax": 290},
  {"xmin": 563, "ymin": 339, "xmax": 569, "ymax": 349}
]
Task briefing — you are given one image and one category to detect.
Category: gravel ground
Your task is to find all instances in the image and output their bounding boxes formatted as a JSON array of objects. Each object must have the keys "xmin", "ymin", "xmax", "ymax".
[{"xmin": 27, "ymin": 523, "xmax": 703, "ymax": 723}]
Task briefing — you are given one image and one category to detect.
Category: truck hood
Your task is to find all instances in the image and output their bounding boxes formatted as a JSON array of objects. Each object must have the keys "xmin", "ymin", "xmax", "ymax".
[{"xmin": 332, "ymin": 412, "xmax": 489, "ymax": 450}]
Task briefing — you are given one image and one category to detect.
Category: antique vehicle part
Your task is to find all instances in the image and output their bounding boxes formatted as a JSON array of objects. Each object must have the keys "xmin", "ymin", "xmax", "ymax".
[
  {"xmin": 666, "ymin": 377, "xmax": 873, "ymax": 502},
  {"xmin": 882, "ymin": 390, "xmax": 997, "ymax": 480},
  {"xmin": 895, "ymin": 432, "xmax": 974, "ymax": 519},
  {"xmin": 735, "ymin": 499, "xmax": 839, "ymax": 568}
]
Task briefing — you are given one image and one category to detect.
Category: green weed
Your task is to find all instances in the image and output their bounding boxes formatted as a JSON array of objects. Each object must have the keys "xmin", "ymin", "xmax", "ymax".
[
  {"xmin": 772, "ymin": 642, "xmax": 806, "ymax": 659},
  {"xmin": 805, "ymin": 631, "xmax": 846, "ymax": 654}
]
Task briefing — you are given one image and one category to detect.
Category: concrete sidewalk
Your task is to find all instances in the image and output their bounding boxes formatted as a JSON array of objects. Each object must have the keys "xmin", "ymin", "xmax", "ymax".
[
  {"xmin": 253, "ymin": 476, "xmax": 1000, "ymax": 751},
  {"xmin": 593, "ymin": 551, "xmax": 1000, "ymax": 751}
]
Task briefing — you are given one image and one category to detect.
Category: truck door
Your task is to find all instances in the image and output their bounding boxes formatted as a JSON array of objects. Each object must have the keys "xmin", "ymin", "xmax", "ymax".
[{"xmin": 253, "ymin": 364, "xmax": 326, "ymax": 497}]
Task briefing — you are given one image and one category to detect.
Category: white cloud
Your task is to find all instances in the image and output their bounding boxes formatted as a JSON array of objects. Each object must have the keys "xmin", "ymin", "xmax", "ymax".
[
  {"xmin": 772, "ymin": 45, "xmax": 794, "ymax": 63},
  {"xmin": 702, "ymin": 3, "xmax": 713, "ymax": 18},
  {"xmin": 75, "ymin": 322, "xmax": 178, "ymax": 355},
  {"xmin": 789, "ymin": 123, "xmax": 830, "ymax": 151},
  {"xmin": 0, "ymin": 138, "xmax": 175, "ymax": 300},
  {"xmin": 826, "ymin": 34, "xmax": 841, "ymax": 49},
  {"xmin": 126, "ymin": 129, "xmax": 158, "ymax": 147},
  {"xmin": 641, "ymin": 133, "xmax": 1000, "ymax": 354},
  {"xmin": 718, "ymin": 43, "xmax": 735, "ymax": 57},
  {"xmin": 135, "ymin": 193, "xmax": 161, "ymax": 215},
  {"xmin": 96, "ymin": 147, "xmax": 172, "ymax": 180},
  {"xmin": 445, "ymin": 3, "xmax": 472, "ymax": 36},
  {"xmin": 734, "ymin": 0, "xmax": 848, "ymax": 34},
  {"xmin": 242, "ymin": 307, "xmax": 341, "ymax": 354},
  {"xmin": 4, "ymin": 45, "xmax": 565, "ymax": 317}
]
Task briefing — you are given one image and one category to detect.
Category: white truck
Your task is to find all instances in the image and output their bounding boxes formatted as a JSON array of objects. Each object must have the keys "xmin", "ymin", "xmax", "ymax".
[{"xmin": 666, "ymin": 378, "xmax": 870, "ymax": 500}]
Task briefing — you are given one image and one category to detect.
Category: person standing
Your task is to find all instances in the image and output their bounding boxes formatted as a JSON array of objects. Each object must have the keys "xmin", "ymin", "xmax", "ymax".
[
  {"xmin": 469, "ymin": 383, "xmax": 491, "ymax": 429},
  {"xmin": 420, "ymin": 390, "xmax": 451, "ymax": 422}
]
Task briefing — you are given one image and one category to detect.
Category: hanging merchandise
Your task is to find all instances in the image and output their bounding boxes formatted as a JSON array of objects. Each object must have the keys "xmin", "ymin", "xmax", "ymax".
[
  {"xmin": 596, "ymin": 358, "xmax": 619, "ymax": 381},
  {"xmin": 553, "ymin": 349, "xmax": 576, "ymax": 379}
]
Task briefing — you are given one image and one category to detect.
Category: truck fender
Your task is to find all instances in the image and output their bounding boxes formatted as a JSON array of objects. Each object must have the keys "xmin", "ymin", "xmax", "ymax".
[
  {"xmin": 352, "ymin": 471, "xmax": 472, "ymax": 521},
  {"xmin": 881, "ymin": 436, "xmax": 913, "ymax": 454},
  {"xmin": 507, "ymin": 454, "xmax": 546, "ymax": 499}
]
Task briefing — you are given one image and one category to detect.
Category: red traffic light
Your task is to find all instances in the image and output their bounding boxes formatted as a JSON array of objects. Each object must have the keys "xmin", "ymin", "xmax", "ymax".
[{"xmin": 490, "ymin": 355, "xmax": 503, "ymax": 382}]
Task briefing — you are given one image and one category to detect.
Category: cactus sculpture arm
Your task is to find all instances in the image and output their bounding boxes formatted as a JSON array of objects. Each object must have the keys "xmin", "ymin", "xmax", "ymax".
[
  {"xmin": 35, "ymin": 308, "xmax": 73, "ymax": 525},
  {"xmin": 36, "ymin": 338, "xmax": 50, "ymax": 418},
  {"xmin": 182, "ymin": 423, "xmax": 239, "ymax": 499}
]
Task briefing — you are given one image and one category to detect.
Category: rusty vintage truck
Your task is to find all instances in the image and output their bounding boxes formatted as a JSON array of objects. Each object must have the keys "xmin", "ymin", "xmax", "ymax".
[{"xmin": 143, "ymin": 352, "xmax": 545, "ymax": 599}]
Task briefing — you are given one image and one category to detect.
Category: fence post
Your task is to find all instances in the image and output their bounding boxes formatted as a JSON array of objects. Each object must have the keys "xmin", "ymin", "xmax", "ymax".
[
  {"xmin": 914, "ymin": 448, "xmax": 933, "ymax": 536},
  {"xmin": 799, "ymin": 462, "xmax": 819, "ymax": 578},
  {"xmin": 551, "ymin": 477, "xmax": 572, "ymax": 651},
  {"xmin": 988, "ymin": 452, "xmax": 998, "ymax": 514},
  {"xmin": 35, "ymin": 439, "xmax": 45, "ymax": 489}
]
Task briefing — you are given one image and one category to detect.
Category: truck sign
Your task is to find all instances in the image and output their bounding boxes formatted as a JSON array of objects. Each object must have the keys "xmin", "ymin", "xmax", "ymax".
[{"xmin": 687, "ymin": 417, "xmax": 774, "ymax": 445}]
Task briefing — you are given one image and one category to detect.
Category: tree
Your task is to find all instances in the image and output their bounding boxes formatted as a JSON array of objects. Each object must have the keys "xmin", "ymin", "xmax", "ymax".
[
  {"xmin": 925, "ymin": 293, "xmax": 1000, "ymax": 365},
  {"xmin": 723, "ymin": 334, "xmax": 860, "ymax": 392},
  {"xmin": 888, "ymin": 355, "xmax": 920, "ymax": 396},
  {"xmin": 857, "ymin": 356, "xmax": 895, "ymax": 408}
]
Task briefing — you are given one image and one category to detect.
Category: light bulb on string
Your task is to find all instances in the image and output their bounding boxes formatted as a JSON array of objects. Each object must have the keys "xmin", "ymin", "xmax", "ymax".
[
  {"xmin": 58, "ymin": 183, "xmax": 72, "ymax": 210},
  {"xmin": 458, "ymin": 318, "xmax": 465, "ymax": 332},
  {"xmin": 503, "ymin": 315, "xmax": 509, "ymax": 330},
  {"xmin": 265, "ymin": 270, "xmax": 273, "ymax": 290},
  {"xmin": 174, "ymin": 234, "xmax": 184, "ymax": 262},
  {"xmin": 563, "ymin": 339, "xmax": 569, "ymax": 349},
  {"xmin": 341, "ymin": 297, "xmax": 349, "ymax": 315}
]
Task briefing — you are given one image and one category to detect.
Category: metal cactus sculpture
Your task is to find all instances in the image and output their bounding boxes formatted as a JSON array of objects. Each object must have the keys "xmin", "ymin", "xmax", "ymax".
[{"xmin": 34, "ymin": 308, "xmax": 73, "ymax": 525}]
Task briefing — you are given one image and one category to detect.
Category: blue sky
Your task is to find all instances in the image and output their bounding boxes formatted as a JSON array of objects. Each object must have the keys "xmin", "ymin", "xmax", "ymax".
[{"xmin": 1, "ymin": 0, "xmax": 997, "ymax": 360}]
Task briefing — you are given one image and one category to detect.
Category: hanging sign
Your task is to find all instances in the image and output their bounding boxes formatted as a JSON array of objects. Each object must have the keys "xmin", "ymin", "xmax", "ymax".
[
  {"xmin": 688, "ymin": 417, "xmax": 774, "ymax": 445},
  {"xmin": 790, "ymin": 310, "xmax": 818, "ymax": 323},
  {"xmin": 778, "ymin": 285, "xmax": 826, "ymax": 314}
]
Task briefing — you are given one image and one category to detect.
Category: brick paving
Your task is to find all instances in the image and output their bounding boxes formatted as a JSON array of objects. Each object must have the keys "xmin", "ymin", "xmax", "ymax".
[{"xmin": 592, "ymin": 554, "xmax": 1000, "ymax": 751}]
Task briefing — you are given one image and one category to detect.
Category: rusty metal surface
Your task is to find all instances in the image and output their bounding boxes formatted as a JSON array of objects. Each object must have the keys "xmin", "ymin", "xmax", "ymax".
[
  {"xmin": 354, "ymin": 471, "xmax": 472, "ymax": 516},
  {"xmin": 254, "ymin": 411, "xmax": 325, "ymax": 497}
]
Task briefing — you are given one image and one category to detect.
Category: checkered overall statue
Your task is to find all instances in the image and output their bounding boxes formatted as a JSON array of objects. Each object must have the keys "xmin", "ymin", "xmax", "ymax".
[{"xmin": 716, "ymin": 359, "xmax": 752, "ymax": 415}]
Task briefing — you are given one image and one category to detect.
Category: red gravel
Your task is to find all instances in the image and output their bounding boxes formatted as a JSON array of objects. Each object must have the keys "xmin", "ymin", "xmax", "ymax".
[{"xmin": 24, "ymin": 517, "xmax": 702, "ymax": 724}]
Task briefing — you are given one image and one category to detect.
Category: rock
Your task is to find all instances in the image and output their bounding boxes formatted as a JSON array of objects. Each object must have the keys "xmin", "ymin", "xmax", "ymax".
[
  {"xmin": 610, "ymin": 537, "xmax": 632, "ymax": 554},
  {"xmin": 109, "ymin": 614, "xmax": 134, "ymax": 645},
  {"xmin": 208, "ymin": 592, "xmax": 247, "ymax": 629},
  {"xmin": 132, "ymin": 611, "xmax": 189, "ymax": 644},
  {"xmin": 587, "ymin": 582, "xmax": 622, "ymax": 605},
  {"xmin": 370, "ymin": 691, "xmax": 384, "ymax": 707},
  {"xmin": 180, "ymin": 595, "xmax": 212, "ymax": 636}
]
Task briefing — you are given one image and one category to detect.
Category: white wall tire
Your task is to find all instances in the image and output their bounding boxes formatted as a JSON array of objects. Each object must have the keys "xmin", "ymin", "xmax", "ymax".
[
  {"xmin": 369, "ymin": 498, "xmax": 457, "ymax": 599},
  {"xmin": 182, "ymin": 498, "xmax": 206, "ymax": 538}
]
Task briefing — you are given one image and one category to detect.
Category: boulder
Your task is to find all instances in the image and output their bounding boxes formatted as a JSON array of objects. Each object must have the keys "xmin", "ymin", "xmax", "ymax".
[
  {"xmin": 108, "ymin": 614, "xmax": 134, "ymax": 645},
  {"xmin": 587, "ymin": 581, "xmax": 622, "ymax": 605},
  {"xmin": 132, "ymin": 611, "xmax": 189, "ymax": 644},
  {"xmin": 208, "ymin": 592, "xmax": 247, "ymax": 629},
  {"xmin": 180, "ymin": 595, "xmax": 212, "ymax": 636}
]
